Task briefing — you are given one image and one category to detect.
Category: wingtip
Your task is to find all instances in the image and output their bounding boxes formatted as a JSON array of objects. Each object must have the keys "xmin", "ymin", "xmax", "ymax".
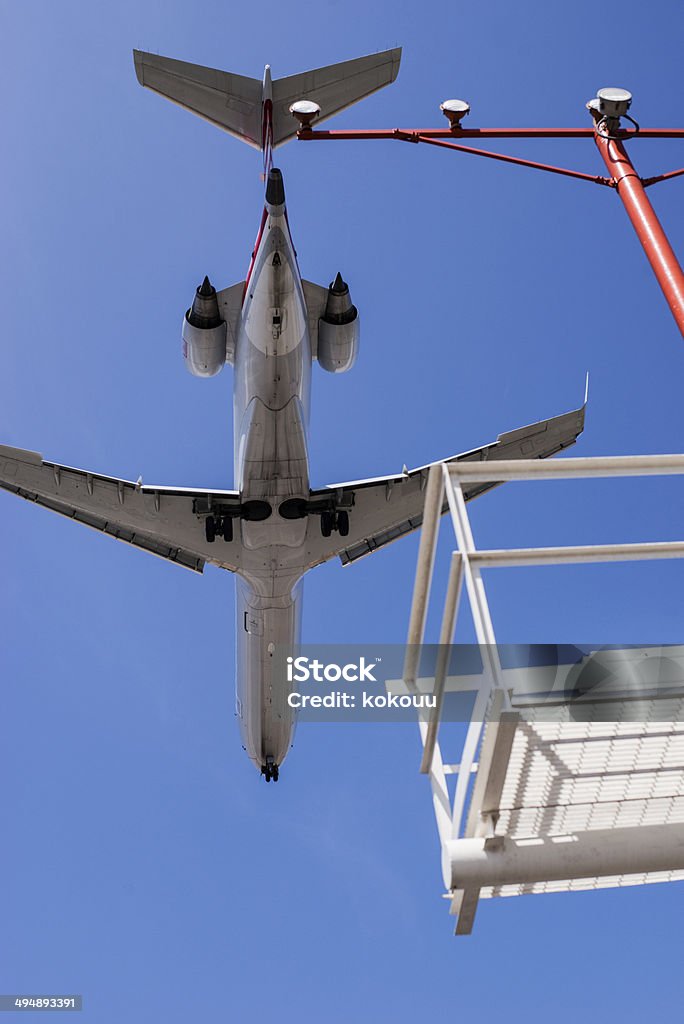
[
  {"xmin": 584, "ymin": 371, "xmax": 590, "ymax": 407},
  {"xmin": 132, "ymin": 48, "xmax": 145, "ymax": 86},
  {"xmin": 389, "ymin": 45, "xmax": 402, "ymax": 81}
]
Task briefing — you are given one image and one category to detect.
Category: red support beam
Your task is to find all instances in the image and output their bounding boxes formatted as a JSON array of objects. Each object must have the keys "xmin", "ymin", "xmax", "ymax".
[
  {"xmin": 298, "ymin": 127, "xmax": 684, "ymax": 141},
  {"xmin": 593, "ymin": 134, "xmax": 684, "ymax": 336},
  {"xmin": 413, "ymin": 135, "xmax": 612, "ymax": 186},
  {"xmin": 642, "ymin": 167, "xmax": 684, "ymax": 188}
]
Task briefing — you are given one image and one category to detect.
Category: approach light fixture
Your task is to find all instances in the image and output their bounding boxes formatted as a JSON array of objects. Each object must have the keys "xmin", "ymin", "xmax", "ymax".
[
  {"xmin": 290, "ymin": 100, "xmax": 321, "ymax": 129},
  {"xmin": 596, "ymin": 87, "xmax": 633, "ymax": 120},
  {"xmin": 440, "ymin": 98, "xmax": 470, "ymax": 127},
  {"xmin": 587, "ymin": 87, "xmax": 638, "ymax": 139}
]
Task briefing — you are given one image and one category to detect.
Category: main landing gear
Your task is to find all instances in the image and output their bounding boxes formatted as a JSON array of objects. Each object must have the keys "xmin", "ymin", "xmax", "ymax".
[
  {"xmin": 261, "ymin": 759, "xmax": 279, "ymax": 783},
  {"xmin": 205, "ymin": 515, "xmax": 233, "ymax": 543},
  {"xmin": 203, "ymin": 499, "xmax": 272, "ymax": 544},
  {"xmin": 320, "ymin": 509, "xmax": 349, "ymax": 538},
  {"xmin": 278, "ymin": 497, "xmax": 353, "ymax": 539}
]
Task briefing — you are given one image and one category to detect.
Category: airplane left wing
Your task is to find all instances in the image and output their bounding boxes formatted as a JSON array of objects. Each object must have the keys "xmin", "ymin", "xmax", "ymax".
[
  {"xmin": 0, "ymin": 445, "xmax": 242, "ymax": 574},
  {"xmin": 307, "ymin": 403, "xmax": 586, "ymax": 567}
]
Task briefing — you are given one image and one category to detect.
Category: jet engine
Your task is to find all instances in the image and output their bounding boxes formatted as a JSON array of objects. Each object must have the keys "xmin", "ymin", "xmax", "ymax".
[
  {"xmin": 317, "ymin": 273, "xmax": 359, "ymax": 373},
  {"xmin": 182, "ymin": 276, "xmax": 227, "ymax": 377}
]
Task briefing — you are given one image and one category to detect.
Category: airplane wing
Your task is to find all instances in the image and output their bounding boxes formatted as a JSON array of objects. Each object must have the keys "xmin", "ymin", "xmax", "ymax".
[
  {"xmin": 0, "ymin": 444, "xmax": 242, "ymax": 574},
  {"xmin": 308, "ymin": 404, "xmax": 586, "ymax": 566}
]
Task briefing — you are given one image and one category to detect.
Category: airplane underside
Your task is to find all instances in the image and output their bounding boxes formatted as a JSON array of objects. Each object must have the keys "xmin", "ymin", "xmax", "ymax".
[{"xmin": 0, "ymin": 47, "xmax": 588, "ymax": 781}]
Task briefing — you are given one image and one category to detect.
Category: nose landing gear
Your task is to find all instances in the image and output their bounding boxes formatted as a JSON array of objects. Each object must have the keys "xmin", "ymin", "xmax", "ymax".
[{"xmin": 261, "ymin": 759, "xmax": 280, "ymax": 783}]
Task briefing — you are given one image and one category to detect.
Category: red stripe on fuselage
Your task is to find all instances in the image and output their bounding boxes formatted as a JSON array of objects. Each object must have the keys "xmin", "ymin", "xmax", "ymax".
[
  {"xmin": 243, "ymin": 205, "xmax": 269, "ymax": 302},
  {"xmin": 262, "ymin": 99, "xmax": 273, "ymax": 176}
]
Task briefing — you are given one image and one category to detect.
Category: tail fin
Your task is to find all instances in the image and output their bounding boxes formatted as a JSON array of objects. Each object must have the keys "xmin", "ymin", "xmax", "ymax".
[{"xmin": 133, "ymin": 48, "xmax": 401, "ymax": 155}]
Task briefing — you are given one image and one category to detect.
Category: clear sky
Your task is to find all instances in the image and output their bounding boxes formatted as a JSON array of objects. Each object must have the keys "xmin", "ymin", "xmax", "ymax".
[{"xmin": 1, "ymin": 1, "xmax": 683, "ymax": 1020}]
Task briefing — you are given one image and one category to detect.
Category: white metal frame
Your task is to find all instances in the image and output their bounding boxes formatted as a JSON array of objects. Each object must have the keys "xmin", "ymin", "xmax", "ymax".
[{"xmin": 403, "ymin": 454, "xmax": 684, "ymax": 934}]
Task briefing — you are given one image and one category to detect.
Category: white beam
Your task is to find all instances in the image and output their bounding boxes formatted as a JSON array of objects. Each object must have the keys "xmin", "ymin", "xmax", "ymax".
[
  {"xmin": 468, "ymin": 540, "xmax": 684, "ymax": 567},
  {"xmin": 442, "ymin": 824, "xmax": 684, "ymax": 890},
  {"xmin": 449, "ymin": 453, "xmax": 684, "ymax": 483}
]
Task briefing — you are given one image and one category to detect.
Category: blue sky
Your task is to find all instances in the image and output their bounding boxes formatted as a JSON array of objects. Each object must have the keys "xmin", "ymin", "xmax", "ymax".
[{"xmin": 1, "ymin": 1, "xmax": 683, "ymax": 1020}]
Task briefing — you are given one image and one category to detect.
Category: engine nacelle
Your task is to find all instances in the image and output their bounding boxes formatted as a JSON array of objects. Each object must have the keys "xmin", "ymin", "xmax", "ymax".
[
  {"xmin": 317, "ymin": 273, "xmax": 359, "ymax": 374},
  {"xmin": 182, "ymin": 276, "xmax": 227, "ymax": 378}
]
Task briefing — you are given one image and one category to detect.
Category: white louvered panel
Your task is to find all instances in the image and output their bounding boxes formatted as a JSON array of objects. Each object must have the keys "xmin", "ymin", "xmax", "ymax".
[
  {"xmin": 494, "ymin": 717, "xmax": 684, "ymax": 837},
  {"xmin": 460, "ymin": 690, "xmax": 684, "ymax": 903},
  {"xmin": 499, "ymin": 793, "xmax": 684, "ymax": 837}
]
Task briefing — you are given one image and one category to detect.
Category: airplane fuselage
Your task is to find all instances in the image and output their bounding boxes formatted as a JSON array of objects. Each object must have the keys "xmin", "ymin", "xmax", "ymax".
[{"xmin": 232, "ymin": 174, "xmax": 311, "ymax": 774}]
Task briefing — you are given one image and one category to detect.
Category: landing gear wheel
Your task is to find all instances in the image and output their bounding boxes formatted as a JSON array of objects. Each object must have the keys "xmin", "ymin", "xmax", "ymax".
[
  {"xmin": 205, "ymin": 515, "xmax": 216, "ymax": 543},
  {"xmin": 222, "ymin": 517, "xmax": 233, "ymax": 542},
  {"xmin": 337, "ymin": 510, "xmax": 349, "ymax": 537},
  {"xmin": 321, "ymin": 510, "xmax": 333, "ymax": 537},
  {"xmin": 262, "ymin": 760, "xmax": 279, "ymax": 782}
]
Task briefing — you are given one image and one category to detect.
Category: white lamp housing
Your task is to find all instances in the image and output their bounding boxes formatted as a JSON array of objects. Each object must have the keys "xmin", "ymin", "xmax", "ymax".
[{"xmin": 440, "ymin": 98, "xmax": 470, "ymax": 127}]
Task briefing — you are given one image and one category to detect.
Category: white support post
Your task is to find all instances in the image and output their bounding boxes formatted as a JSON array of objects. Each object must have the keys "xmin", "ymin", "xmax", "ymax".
[
  {"xmin": 420, "ymin": 551, "xmax": 464, "ymax": 775},
  {"xmin": 400, "ymin": 463, "xmax": 455, "ymax": 846},
  {"xmin": 441, "ymin": 463, "xmax": 514, "ymax": 839},
  {"xmin": 403, "ymin": 463, "xmax": 444, "ymax": 689}
]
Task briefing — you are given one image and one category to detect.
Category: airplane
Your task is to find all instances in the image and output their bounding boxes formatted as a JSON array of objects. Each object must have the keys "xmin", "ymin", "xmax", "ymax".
[{"xmin": 0, "ymin": 48, "xmax": 586, "ymax": 781}]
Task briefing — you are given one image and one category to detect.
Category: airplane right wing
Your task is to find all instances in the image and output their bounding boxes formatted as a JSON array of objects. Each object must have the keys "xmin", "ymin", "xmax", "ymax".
[{"xmin": 307, "ymin": 403, "xmax": 586, "ymax": 567}]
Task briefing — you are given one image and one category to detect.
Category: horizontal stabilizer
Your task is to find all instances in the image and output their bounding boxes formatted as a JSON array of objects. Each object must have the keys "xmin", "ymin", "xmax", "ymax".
[
  {"xmin": 133, "ymin": 50, "xmax": 263, "ymax": 147},
  {"xmin": 271, "ymin": 49, "xmax": 401, "ymax": 146},
  {"xmin": 133, "ymin": 48, "xmax": 401, "ymax": 150}
]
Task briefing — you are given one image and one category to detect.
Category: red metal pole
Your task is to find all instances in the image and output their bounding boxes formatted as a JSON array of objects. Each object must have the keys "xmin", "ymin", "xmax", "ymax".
[
  {"xmin": 594, "ymin": 133, "xmax": 684, "ymax": 336},
  {"xmin": 298, "ymin": 127, "xmax": 684, "ymax": 140}
]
